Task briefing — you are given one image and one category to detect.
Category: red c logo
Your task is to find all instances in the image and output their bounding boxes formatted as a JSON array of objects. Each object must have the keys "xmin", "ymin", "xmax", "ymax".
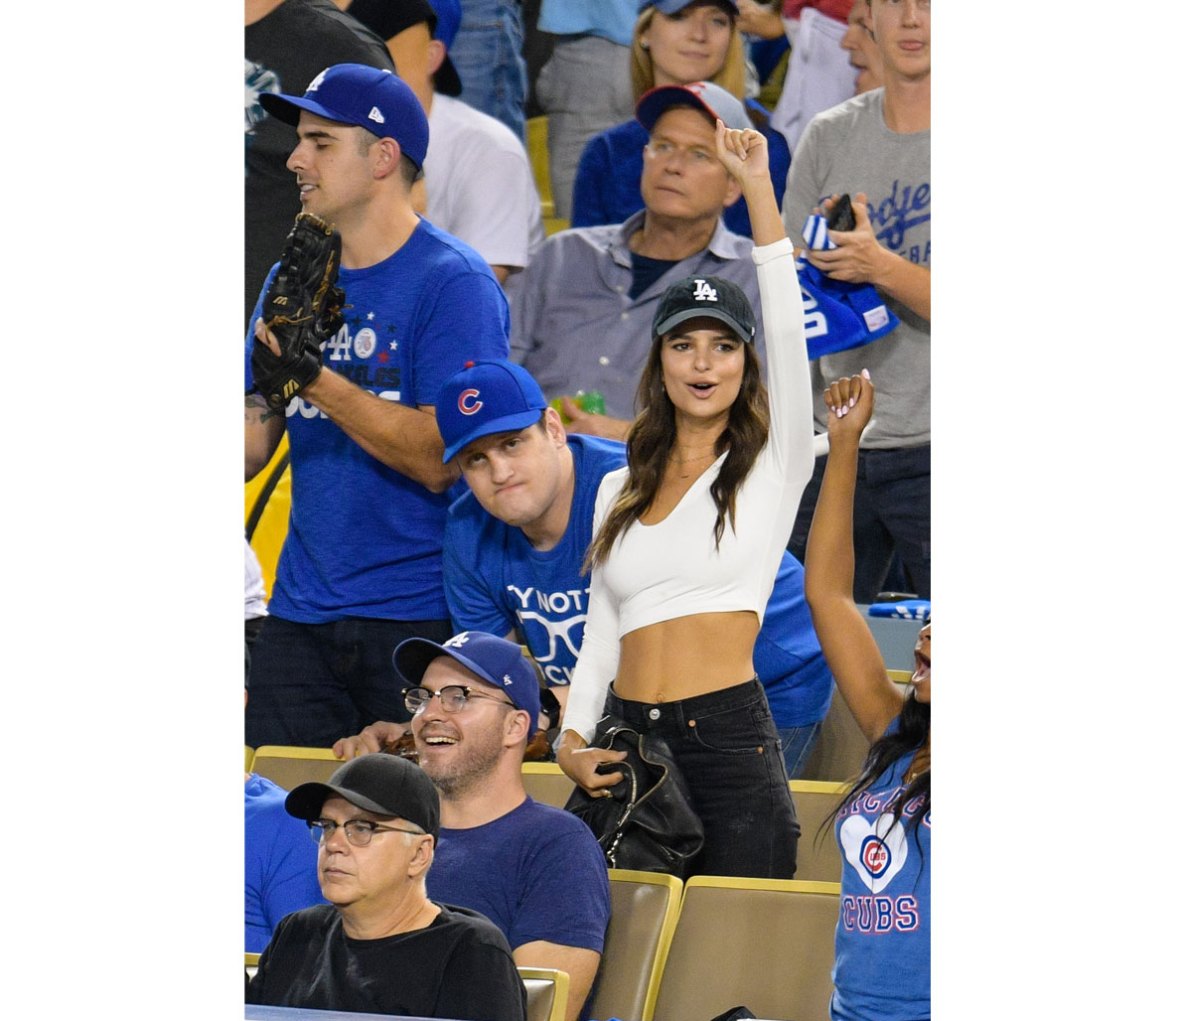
[{"xmin": 458, "ymin": 388, "xmax": 483, "ymax": 416}]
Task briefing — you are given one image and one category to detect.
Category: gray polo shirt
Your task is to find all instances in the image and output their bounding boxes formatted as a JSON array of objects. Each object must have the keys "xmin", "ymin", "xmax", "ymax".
[{"xmin": 509, "ymin": 211, "xmax": 762, "ymax": 418}]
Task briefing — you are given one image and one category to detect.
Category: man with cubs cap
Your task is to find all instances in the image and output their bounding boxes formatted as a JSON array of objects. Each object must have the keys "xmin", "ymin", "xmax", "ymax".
[
  {"xmin": 244, "ymin": 63, "xmax": 510, "ymax": 751},
  {"xmin": 336, "ymin": 358, "xmax": 833, "ymax": 799},
  {"xmin": 391, "ymin": 630, "xmax": 609, "ymax": 1021},
  {"xmin": 246, "ymin": 753, "xmax": 526, "ymax": 1019}
]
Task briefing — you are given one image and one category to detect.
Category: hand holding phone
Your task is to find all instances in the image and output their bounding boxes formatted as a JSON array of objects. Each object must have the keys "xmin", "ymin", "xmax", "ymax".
[{"xmin": 827, "ymin": 193, "xmax": 855, "ymax": 233}]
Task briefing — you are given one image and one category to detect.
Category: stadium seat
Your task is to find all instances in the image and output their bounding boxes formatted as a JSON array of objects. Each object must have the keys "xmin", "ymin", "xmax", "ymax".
[
  {"xmin": 521, "ymin": 761, "xmax": 576, "ymax": 809},
  {"xmin": 519, "ymin": 966, "xmax": 569, "ymax": 1021},
  {"xmin": 796, "ymin": 672, "xmax": 911, "ymax": 782},
  {"xmin": 651, "ymin": 877, "xmax": 841, "ymax": 1021},
  {"xmin": 587, "ymin": 869, "xmax": 683, "ymax": 1021},
  {"xmin": 245, "ymin": 952, "xmax": 260, "ymax": 981},
  {"xmin": 790, "ymin": 779, "xmax": 850, "ymax": 883},
  {"xmin": 245, "ymin": 746, "xmax": 255, "ymax": 773},
  {"xmin": 250, "ymin": 746, "xmax": 342, "ymax": 790}
]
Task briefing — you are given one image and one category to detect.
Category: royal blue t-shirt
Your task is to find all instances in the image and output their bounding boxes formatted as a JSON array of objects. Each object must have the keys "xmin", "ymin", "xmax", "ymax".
[
  {"xmin": 443, "ymin": 435, "xmax": 627, "ymax": 686},
  {"xmin": 246, "ymin": 218, "xmax": 509, "ymax": 622},
  {"xmin": 427, "ymin": 797, "xmax": 610, "ymax": 953},
  {"xmin": 245, "ymin": 773, "xmax": 325, "ymax": 953},
  {"xmin": 444, "ymin": 434, "xmax": 832, "ymax": 728},
  {"xmin": 831, "ymin": 720, "xmax": 931, "ymax": 1021},
  {"xmin": 755, "ymin": 551, "xmax": 835, "ymax": 729}
]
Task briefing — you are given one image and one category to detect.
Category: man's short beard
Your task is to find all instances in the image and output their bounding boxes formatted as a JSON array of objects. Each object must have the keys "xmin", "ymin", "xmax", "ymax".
[{"xmin": 423, "ymin": 737, "xmax": 504, "ymax": 800}]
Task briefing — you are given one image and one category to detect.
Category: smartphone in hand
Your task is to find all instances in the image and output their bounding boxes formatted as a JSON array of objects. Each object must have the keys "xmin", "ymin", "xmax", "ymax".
[{"xmin": 827, "ymin": 193, "xmax": 855, "ymax": 232}]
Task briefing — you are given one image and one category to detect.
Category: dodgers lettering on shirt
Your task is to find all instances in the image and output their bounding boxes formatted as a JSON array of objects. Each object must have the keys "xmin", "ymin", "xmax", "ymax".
[
  {"xmin": 866, "ymin": 177, "xmax": 931, "ymax": 266},
  {"xmin": 247, "ymin": 219, "xmax": 509, "ymax": 623}
]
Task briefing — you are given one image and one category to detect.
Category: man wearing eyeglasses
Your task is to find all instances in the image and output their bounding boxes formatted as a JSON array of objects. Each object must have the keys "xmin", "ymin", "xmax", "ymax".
[
  {"xmin": 247, "ymin": 753, "xmax": 527, "ymax": 1020},
  {"xmin": 393, "ymin": 630, "xmax": 610, "ymax": 1021},
  {"xmin": 508, "ymin": 80, "xmax": 765, "ymax": 440}
]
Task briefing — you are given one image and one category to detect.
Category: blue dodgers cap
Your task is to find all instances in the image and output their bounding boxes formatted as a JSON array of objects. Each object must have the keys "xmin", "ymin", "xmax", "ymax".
[
  {"xmin": 796, "ymin": 257, "xmax": 900, "ymax": 359},
  {"xmin": 435, "ymin": 359, "xmax": 548, "ymax": 462},
  {"xmin": 394, "ymin": 631, "xmax": 543, "ymax": 736},
  {"xmin": 646, "ymin": 1, "xmax": 738, "ymax": 14},
  {"xmin": 426, "ymin": 0, "xmax": 464, "ymax": 96},
  {"xmin": 284, "ymin": 753, "xmax": 440, "ymax": 839},
  {"xmin": 259, "ymin": 63, "xmax": 430, "ymax": 171},
  {"xmin": 652, "ymin": 275, "xmax": 756, "ymax": 344},
  {"xmin": 635, "ymin": 79, "xmax": 752, "ymax": 135}
]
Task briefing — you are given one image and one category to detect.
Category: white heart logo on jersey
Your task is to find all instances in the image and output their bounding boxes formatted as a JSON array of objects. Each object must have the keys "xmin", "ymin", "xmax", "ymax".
[{"xmin": 840, "ymin": 812, "xmax": 908, "ymax": 892}]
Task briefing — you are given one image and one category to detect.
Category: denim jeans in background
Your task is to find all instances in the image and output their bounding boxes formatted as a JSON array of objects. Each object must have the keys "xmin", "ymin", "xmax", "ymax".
[
  {"xmin": 604, "ymin": 679, "xmax": 800, "ymax": 879},
  {"xmin": 778, "ymin": 720, "xmax": 823, "ymax": 779},
  {"xmin": 446, "ymin": 0, "xmax": 528, "ymax": 144},
  {"xmin": 245, "ymin": 614, "xmax": 452, "ymax": 748},
  {"xmin": 788, "ymin": 445, "xmax": 931, "ymax": 604}
]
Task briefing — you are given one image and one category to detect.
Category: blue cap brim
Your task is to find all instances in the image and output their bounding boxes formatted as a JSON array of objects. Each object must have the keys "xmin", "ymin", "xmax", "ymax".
[{"xmin": 442, "ymin": 408, "xmax": 545, "ymax": 463}]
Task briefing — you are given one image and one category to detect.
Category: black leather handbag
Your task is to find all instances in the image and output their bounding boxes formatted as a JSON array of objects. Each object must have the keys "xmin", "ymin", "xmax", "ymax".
[{"xmin": 563, "ymin": 715, "xmax": 705, "ymax": 878}]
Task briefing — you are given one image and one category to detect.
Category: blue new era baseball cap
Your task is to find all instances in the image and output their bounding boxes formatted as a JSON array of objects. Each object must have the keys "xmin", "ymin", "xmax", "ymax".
[
  {"xmin": 635, "ymin": 80, "xmax": 752, "ymax": 134},
  {"xmin": 436, "ymin": 360, "xmax": 548, "ymax": 463},
  {"xmin": 259, "ymin": 63, "xmax": 430, "ymax": 171},
  {"xmin": 394, "ymin": 631, "xmax": 543, "ymax": 736}
]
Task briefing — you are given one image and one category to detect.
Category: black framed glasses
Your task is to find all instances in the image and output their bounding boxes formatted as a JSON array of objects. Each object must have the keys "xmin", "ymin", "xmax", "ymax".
[
  {"xmin": 308, "ymin": 818, "xmax": 425, "ymax": 847},
  {"xmin": 402, "ymin": 685, "xmax": 516, "ymax": 715}
]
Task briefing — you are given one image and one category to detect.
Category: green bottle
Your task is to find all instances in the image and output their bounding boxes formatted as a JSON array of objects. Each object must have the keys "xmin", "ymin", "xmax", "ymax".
[{"xmin": 575, "ymin": 390, "xmax": 605, "ymax": 415}]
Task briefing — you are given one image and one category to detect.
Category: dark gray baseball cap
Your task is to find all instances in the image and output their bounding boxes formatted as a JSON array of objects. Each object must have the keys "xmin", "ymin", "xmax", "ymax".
[{"xmin": 285, "ymin": 753, "xmax": 440, "ymax": 839}]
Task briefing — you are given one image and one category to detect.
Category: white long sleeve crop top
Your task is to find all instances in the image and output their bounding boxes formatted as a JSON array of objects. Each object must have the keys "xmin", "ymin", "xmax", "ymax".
[{"xmin": 562, "ymin": 237, "xmax": 815, "ymax": 743}]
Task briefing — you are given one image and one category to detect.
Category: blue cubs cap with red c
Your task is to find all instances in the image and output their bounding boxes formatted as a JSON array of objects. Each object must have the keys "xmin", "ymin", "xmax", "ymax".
[
  {"xmin": 435, "ymin": 360, "xmax": 548, "ymax": 463},
  {"xmin": 259, "ymin": 63, "xmax": 430, "ymax": 171}
]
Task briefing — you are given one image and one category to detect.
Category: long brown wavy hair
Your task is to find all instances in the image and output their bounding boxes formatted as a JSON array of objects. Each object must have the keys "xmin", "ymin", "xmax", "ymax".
[
  {"xmin": 585, "ymin": 325, "xmax": 769, "ymax": 570},
  {"xmin": 630, "ymin": 5, "xmax": 748, "ymax": 103}
]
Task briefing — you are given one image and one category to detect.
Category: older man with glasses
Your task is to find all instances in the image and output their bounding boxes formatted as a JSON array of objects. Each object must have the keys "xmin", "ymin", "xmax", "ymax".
[
  {"xmin": 246, "ymin": 753, "xmax": 527, "ymax": 1020},
  {"xmin": 393, "ymin": 630, "xmax": 610, "ymax": 1021}
]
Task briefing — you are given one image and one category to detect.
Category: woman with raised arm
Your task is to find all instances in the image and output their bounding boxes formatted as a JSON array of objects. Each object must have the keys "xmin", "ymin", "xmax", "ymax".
[
  {"xmin": 804, "ymin": 371, "xmax": 930, "ymax": 1021},
  {"xmin": 555, "ymin": 119, "xmax": 814, "ymax": 878}
]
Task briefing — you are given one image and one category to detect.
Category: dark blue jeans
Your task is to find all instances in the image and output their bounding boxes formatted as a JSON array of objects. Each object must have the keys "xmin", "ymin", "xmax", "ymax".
[
  {"xmin": 788, "ymin": 444, "xmax": 931, "ymax": 603},
  {"xmin": 605, "ymin": 679, "xmax": 800, "ymax": 879},
  {"xmin": 244, "ymin": 614, "xmax": 452, "ymax": 748}
]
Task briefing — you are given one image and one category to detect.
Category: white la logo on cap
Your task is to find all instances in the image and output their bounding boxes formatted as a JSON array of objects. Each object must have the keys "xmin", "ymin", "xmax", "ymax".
[
  {"xmin": 368, "ymin": 106, "xmax": 385, "ymax": 124},
  {"xmin": 307, "ymin": 69, "xmax": 327, "ymax": 92},
  {"xmin": 692, "ymin": 279, "xmax": 718, "ymax": 302},
  {"xmin": 502, "ymin": 674, "xmax": 513, "ymax": 686},
  {"xmin": 444, "ymin": 632, "xmax": 471, "ymax": 648}
]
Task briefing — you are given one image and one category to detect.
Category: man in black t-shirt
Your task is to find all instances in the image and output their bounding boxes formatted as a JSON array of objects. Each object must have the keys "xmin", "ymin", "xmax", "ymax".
[{"xmin": 246, "ymin": 754, "xmax": 526, "ymax": 1021}]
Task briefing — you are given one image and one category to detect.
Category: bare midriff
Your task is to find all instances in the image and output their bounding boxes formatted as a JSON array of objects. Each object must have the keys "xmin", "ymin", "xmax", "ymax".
[{"xmin": 613, "ymin": 610, "xmax": 761, "ymax": 703}]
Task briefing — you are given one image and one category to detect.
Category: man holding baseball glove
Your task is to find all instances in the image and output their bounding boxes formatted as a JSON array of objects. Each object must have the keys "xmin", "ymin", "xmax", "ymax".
[{"xmin": 244, "ymin": 63, "xmax": 509, "ymax": 749}]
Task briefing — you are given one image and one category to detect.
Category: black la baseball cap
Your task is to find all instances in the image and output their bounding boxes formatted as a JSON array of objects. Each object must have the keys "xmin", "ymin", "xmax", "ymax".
[
  {"xmin": 652, "ymin": 275, "xmax": 756, "ymax": 344},
  {"xmin": 285, "ymin": 754, "xmax": 440, "ymax": 839}
]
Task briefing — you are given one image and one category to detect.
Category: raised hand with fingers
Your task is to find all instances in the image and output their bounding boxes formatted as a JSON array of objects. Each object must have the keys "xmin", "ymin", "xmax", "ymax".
[
  {"xmin": 822, "ymin": 369, "xmax": 875, "ymax": 443},
  {"xmin": 712, "ymin": 117, "xmax": 770, "ymax": 186}
]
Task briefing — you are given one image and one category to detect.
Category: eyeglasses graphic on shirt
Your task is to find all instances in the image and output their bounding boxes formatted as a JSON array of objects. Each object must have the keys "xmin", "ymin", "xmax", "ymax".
[
  {"xmin": 402, "ymin": 685, "xmax": 516, "ymax": 715},
  {"xmin": 516, "ymin": 611, "xmax": 586, "ymax": 663},
  {"xmin": 307, "ymin": 818, "xmax": 425, "ymax": 847}
]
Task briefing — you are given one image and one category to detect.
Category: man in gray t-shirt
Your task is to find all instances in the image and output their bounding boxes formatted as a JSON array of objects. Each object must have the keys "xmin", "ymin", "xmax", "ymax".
[{"xmin": 782, "ymin": 0, "xmax": 931, "ymax": 602}]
